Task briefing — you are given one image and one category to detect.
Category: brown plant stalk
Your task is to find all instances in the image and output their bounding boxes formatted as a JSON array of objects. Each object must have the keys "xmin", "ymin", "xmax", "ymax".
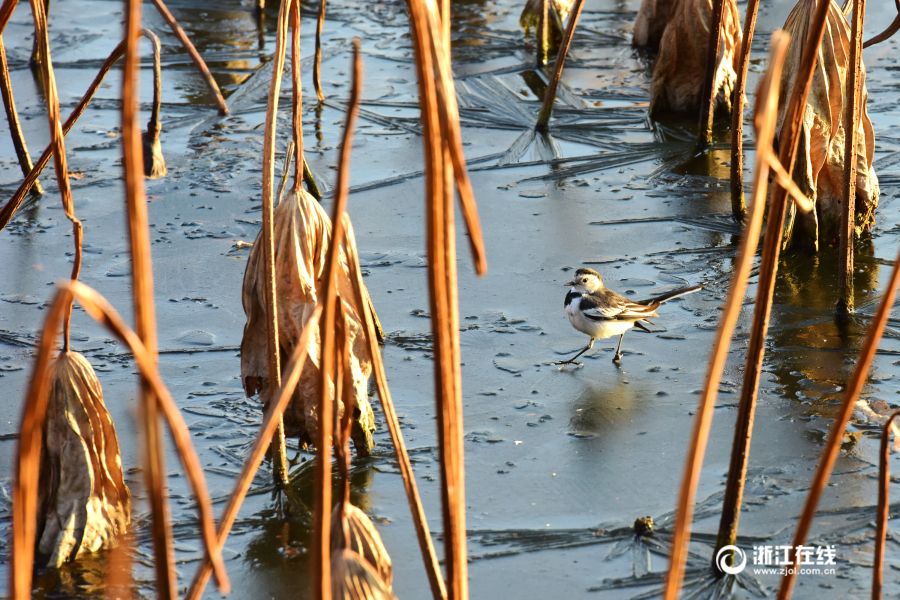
[
  {"xmin": 291, "ymin": 0, "xmax": 304, "ymax": 193},
  {"xmin": 873, "ymin": 410, "xmax": 900, "ymax": 599},
  {"xmin": 314, "ymin": 37, "xmax": 363, "ymax": 600},
  {"xmin": 122, "ymin": 0, "xmax": 177, "ymax": 596},
  {"xmin": 0, "ymin": 29, "xmax": 166, "ymax": 231},
  {"xmin": 864, "ymin": 0, "xmax": 899, "ymax": 47},
  {"xmin": 344, "ymin": 218, "xmax": 447, "ymax": 599},
  {"xmin": 698, "ymin": 0, "xmax": 727, "ymax": 146},
  {"xmin": 713, "ymin": 0, "xmax": 834, "ymax": 568},
  {"xmin": 0, "ymin": 0, "xmax": 17, "ymax": 36},
  {"xmin": 149, "ymin": 0, "xmax": 228, "ymax": 114},
  {"xmin": 535, "ymin": 0, "xmax": 585, "ymax": 133},
  {"xmin": 314, "ymin": 0, "xmax": 326, "ymax": 101},
  {"xmin": 185, "ymin": 308, "xmax": 322, "ymax": 600},
  {"xmin": 10, "ymin": 280, "xmax": 228, "ymax": 598},
  {"xmin": 260, "ymin": 0, "xmax": 293, "ymax": 488},
  {"xmin": 28, "ymin": 0, "xmax": 79, "ymax": 352},
  {"xmin": 663, "ymin": 31, "xmax": 791, "ymax": 600},
  {"xmin": 778, "ymin": 247, "xmax": 900, "ymax": 598},
  {"xmin": 728, "ymin": 0, "xmax": 763, "ymax": 217},
  {"xmin": 836, "ymin": 0, "xmax": 866, "ymax": 315},
  {"xmin": 0, "ymin": 34, "xmax": 42, "ymax": 193}
]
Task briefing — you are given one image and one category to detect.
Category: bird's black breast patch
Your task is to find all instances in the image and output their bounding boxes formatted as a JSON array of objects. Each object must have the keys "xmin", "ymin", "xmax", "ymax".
[{"xmin": 564, "ymin": 291, "xmax": 581, "ymax": 308}]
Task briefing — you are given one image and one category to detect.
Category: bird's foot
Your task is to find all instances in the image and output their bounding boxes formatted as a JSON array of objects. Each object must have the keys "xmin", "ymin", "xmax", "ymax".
[
  {"xmin": 612, "ymin": 352, "xmax": 623, "ymax": 364},
  {"xmin": 556, "ymin": 359, "xmax": 584, "ymax": 368}
]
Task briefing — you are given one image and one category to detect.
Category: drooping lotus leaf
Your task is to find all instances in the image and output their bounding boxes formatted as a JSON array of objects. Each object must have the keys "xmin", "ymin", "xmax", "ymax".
[
  {"xmin": 332, "ymin": 503, "xmax": 393, "ymax": 588},
  {"xmin": 648, "ymin": 0, "xmax": 742, "ymax": 116},
  {"xmin": 777, "ymin": 0, "xmax": 879, "ymax": 251},
  {"xmin": 633, "ymin": 0, "xmax": 678, "ymax": 49},
  {"xmin": 332, "ymin": 549, "xmax": 397, "ymax": 600},
  {"xmin": 37, "ymin": 351, "xmax": 131, "ymax": 567},
  {"xmin": 240, "ymin": 187, "xmax": 376, "ymax": 455}
]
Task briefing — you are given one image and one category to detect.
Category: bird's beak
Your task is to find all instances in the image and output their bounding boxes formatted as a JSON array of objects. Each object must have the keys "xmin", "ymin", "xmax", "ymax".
[{"xmin": 564, "ymin": 280, "xmax": 576, "ymax": 287}]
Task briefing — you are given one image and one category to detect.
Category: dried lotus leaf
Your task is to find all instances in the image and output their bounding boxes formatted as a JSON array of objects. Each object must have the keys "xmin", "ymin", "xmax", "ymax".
[
  {"xmin": 648, "ymin": 0, "xmax": 742, "ymax": 116},
  {"xmin": 633, "ymin": 0, "xmax": 678, "ymax": 49},
  {"xmin": 777, "ymin": 0, "xmax": 879, "ymax": 251},
  {"xmin": 332, "ymin": 549, "xmax": 397, "ymax": 600},
  {"xmin": 240, "ymin": 187, "xmax": 376, "ymax": 455},
  {"xmin": 332, "ymin": 503, "xmax": 393, "ymax": 587},
  {"xmin": 36, "ymin": 351, "xmax": 130, "ymax": 567},
  {"xmin": 519, "ymin": 0, "xmax": 574, "ymax": 43}
]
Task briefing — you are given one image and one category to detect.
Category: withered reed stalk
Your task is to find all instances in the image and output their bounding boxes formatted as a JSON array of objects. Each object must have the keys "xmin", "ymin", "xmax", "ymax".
[
  {"xmin": 122, "ymin": 0, "xmax": 177, "ymax": 596},
  {"xmin": 778, "ymin": 247, "xmax": 900, "ymax": 599},
  {"xmin": 0, "ymin": 35, "xmax": 42, "ymax": 193},
  {"xmin": 728, "ymin": 0, "xmax": 762, "ymax": 218},
  {"xmin": 345, "ymin": 220, "xmax": 447, "ymax": 599},
  {"xmin": 713, "ymin": 0, "xmax": 833, "ymax": 566},
  {"xmin": 149, "ymin": 0, "xmax": 228, "ymax": 114},
  {"xmin": 185, "ymin": 309, "xmax": 322, "ymax": 600},
  {"xmin": 698, "ymin": 0, "xmax": 727, "ymax": 146},
  {"xmin": 291, "ymin": 0, "xmax": 304, "ymax": 192},
  {"xmin": 260, "ymin": 0, "xmax": 292, "ymax": 488},
  {"xmin": 663, "ymin": 32, "xmax": 791, "ymax": 600},
  {"xmin": 314, "ymin": 37, "xmax": 362, "ymax": 600},
  {"xmin": 0, "ymin": 29, "xmax": 165, "ymax": 231},
  {"xmin": 836, "ymin": 0, "xmax": 866, "ymax": 316},
  {"xmin": 11, "ymin": 280, "xmax": 228, "ymax": 598},
  {"xmin": 0, "ymin": 0, "xmax": 17, "ymax": 35},
  {"xmin": 535, "ymin": 0, "xmax": 585, "ymax": 133},
  {"xmin": 27, "ymin": 0, "xmax": 79, "ymax": 348},
  {"xmin": 314, "ymin": 0, "xmax": 326, "ymax": 101},
  {"xmin": 537, "ymin": 0, "xmax": 549, "ymax": 66},
  {"xmin": 873, "ymin": 410, "xmax": 900, "ymax": 599}
]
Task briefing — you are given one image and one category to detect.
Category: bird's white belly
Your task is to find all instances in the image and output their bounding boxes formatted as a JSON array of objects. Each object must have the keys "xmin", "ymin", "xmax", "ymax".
[{"xmin": 565, "ymin": 299, "xmax": 635, "ymax": 340}]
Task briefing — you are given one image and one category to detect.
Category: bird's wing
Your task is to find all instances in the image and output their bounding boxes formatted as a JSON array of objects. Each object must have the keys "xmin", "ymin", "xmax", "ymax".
[{"xmin": 581, "ymin": 290, "xmax": 658, "ymax": 321}]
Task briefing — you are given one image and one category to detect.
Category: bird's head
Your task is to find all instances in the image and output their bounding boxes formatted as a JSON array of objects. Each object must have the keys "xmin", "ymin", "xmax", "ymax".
[{"xmin": 565, "ymin": 268, "xmax": 605, "ymax": 294}]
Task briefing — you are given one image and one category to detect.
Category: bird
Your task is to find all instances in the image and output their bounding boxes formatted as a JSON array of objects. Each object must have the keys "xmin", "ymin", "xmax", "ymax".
[{"xmin": 559, "ymin": 267, "xmax": 701, "ymax": 365}]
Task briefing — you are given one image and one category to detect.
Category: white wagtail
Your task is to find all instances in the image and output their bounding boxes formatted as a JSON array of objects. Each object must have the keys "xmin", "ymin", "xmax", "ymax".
[{"xmin": 559, "ymin": 267, "xmax": 701, "ymax": 365}]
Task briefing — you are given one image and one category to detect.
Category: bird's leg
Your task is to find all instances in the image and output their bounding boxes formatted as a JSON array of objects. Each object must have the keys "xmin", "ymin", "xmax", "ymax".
[
  {"xmin": 557, "ymin": 338, "xmax": 594, "ymax": 365},
  {"xmin": 613, "ymin": 334, "xmax": 625, "ymax": 363}
]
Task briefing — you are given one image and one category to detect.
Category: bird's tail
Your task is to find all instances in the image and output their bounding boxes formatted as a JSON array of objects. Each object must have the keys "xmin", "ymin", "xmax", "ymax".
[{"xmin": 639, "ymin": 284, "xmax": 702, "ymax": 306}]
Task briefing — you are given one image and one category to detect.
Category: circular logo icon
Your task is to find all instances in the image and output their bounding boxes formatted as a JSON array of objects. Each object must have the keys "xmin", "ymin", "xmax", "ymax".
[{"xmin": 715, "ymin": 545, "xmax": 747, "ymax": 575}]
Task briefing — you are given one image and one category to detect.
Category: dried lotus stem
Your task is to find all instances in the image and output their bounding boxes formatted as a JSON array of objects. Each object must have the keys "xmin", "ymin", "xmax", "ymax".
[
  {"xmin": 186, "ymin": 308, "xmax": 322, "ymax": 600},
  {"xmin": 713, "ymin": 0, "xmax": 834, "ymax": 577},
  {"xmin": 535, "ymin": 0, "xmax": 585, "ymax": 133},
  {"xmin": 12, "ymin": 280, "xmax": 229, "ymax": 598},
  {"xmin": 0, "ymin": 35, "xmax": 42, "ymax": 193},
  {"xmin": 873, "ymin": 410, "xmax": 900, "ymax": 599},
  {"xmin": 122, "ymin": 1, "xmax": 182, "ymax": 596},
  {"xmin": 1, "ymin": 29, "xmax": 167, "ymax": 231},
  {"xmin": 314, "ymin": 0, "xmax": 326, "ymax": 101},
  {"xmin": 142, "ymin": 29, "xmax": 166, "ymax": 179},
  {"xmin": 864, "ymin": 0, "xmax": 899, "ymax": 47},
  {"xmin": 260, "ymin": 0, "xmax": 292, "ymax": 488},
  {"xmin": 779, "ymin": 247, "xmax": 900, "ymax": 599},
  {"xmin": 345, "ymin": 217, "xmax": 446, "ymax": 599},
  {"xmin": 28, "ymin": 0, "xmax": 81, "ymax": 353},
  {"xmin": 149, "ymin": 0, "xmax": 228, "ymax": 114},
  {"xmin": 537, "ymin": 0, "xmax": 549, "ymax": 65},
  {"xmin": 729, "ymin": 0, "xmax": 763, "ymax": 217},
  {"xmin": 314, "ymin": 37, "xmax": 362, "ymax": 600},
  {"xmin": 291, "ymin": 0, "xmax": 304, "ymax": 192},
  {"xmin": 697, "ymin": 0, "xmax": 727, "ymax": 145},
  {"xmin": 0, "ymin": 0, "xmax": 17, "ymax": 36},
  {"xmin": 664, "ymin": 32, "xmax": 791, "ymax": 600},
  {"xmin": 836, "ymin": 0, "xmax": 866, "ymax": 315}
]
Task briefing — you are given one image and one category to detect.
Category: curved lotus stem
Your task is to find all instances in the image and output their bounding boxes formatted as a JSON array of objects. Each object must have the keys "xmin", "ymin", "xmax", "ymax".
[
  {"xmin": 864, "ymin": 0, "xmax": 900, "ymax": 47},
  {"xmin": 0, "ymin": 34, "xmax": 43, "ymax": 193},
  {"xmin": 314, "ymin": 0, "xmax": 326, "ymax": 101},
  {"xmin": 0, "ymin": 28, "xmax": 167, "ymax": 230},
  {"xmin": 873, "ymin": 410, "xmax": 900, "ymax": 599},
  {"xmin": 149, "ymin": 0, "xmax": 228, "ymax": 114},
  {"xmin": 534, "ymin": 0, "xmax": 585, "ymax": 134},
  {"xmin": 10, "ymin": 280, "xmax": 229, "ymax": 599}
]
